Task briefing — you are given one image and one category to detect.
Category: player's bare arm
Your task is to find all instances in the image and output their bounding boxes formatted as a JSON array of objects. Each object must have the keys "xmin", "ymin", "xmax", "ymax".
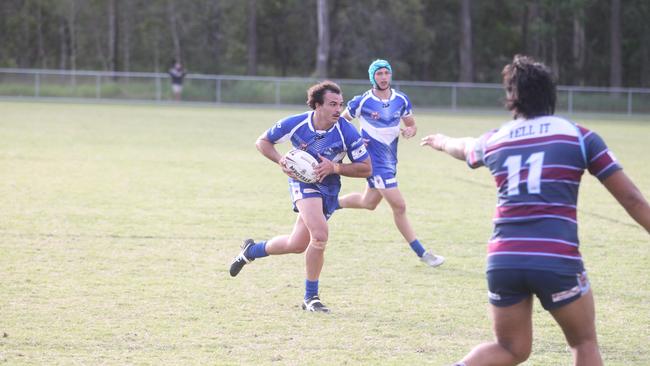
[
  {"xmin": 420, "ymin": 134, "xmax": 476, "ymax": 161},
  {"xmin": 314, "ymin": 154, "xmax": 371, "ymax": 181},
  {"xmin": 255, "ymin": 134, "xmax": 297, "ymax": 178},
  {"xmin": 341, "ymin": 109, "xmax": 353, "ymax": 121},
  {"xmin": 400, "ymin": 115, "xmax": 417, "ymax": 139},
  {"xmin": 602, "ymin": 170, "xmax": 650, "ymax": 234}
]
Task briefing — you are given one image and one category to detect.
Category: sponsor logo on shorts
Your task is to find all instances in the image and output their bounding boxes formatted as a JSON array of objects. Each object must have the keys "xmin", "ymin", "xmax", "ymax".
[
  {"xmin": 372, "ymin": 175, "xmax": 385, "ymax": 189},
  {"xmin": 551, "ymin": 286, "xmax": 581, "ymax": 303},
  {"xmin": 488, "ymin": 291, "xmax": 501, "ymax": 301},
  {"xmin": 577, "ymin": 271, "xmax": 590, "ymax": 293},
  {"xmin": 303, "ymin": 188, "xmax": 318, "ymax": 194}
]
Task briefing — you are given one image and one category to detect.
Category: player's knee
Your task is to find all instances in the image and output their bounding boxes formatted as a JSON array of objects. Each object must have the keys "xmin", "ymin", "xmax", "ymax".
[
  {"xmin": 512, "ymin": 348, "xmax": 531, "ymax": 364},
  {"xmin": 309, "ymin": 228, "xmax": 328, "ymax": 243},
  {"xmin": 364, "ymin": 201, "xmax": 380, "ymax": 210},
  {"xmin": 567, "ymin": 336, "xmax": 599, "ymax": 354},
  {"xmin": 391, "ymin": 202, "xmax": 406, "ymax": 215},
  {"xmin": 309, "ymin": 239, "xmax": 327, "ymax": 251},
  {"xmin": 501, "ymin": 342, "xmax": 531, "ymax": 363},
  {"xmin": 288, "ymin": 241, "xmax": 309, "ymax": 254}
]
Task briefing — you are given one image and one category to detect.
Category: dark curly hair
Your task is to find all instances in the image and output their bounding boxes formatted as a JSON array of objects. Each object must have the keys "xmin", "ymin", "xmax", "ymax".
[
  {"xmin": 306, "ymin": 81, "xmax": 341, "ymax": 110},
  {"xmin": 502, "ymin": 55, "xmax": 556, "ymax": 119}
]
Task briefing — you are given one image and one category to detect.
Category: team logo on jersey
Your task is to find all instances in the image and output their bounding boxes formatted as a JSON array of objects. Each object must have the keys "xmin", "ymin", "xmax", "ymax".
[
  {"xmin": 371, "ymin": 111, "xmax": 379, "ymax": 120},
  {"xmin": 351, "ymin": 145, "xmax": 367, "ymax": 160},
  {"xmin": 322, "ymin": 147, "xmax": 335, "ymax": 156}
]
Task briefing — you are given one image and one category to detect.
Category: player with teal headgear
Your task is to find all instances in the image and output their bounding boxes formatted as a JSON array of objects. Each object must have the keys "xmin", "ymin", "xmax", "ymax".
[
  {"xmin": 340, "ymin": 59, "xmax": 446, "ymax": 268},
  {"xmin": 368, "ymin": 59, "xmax": 392, "ymax": 89}
]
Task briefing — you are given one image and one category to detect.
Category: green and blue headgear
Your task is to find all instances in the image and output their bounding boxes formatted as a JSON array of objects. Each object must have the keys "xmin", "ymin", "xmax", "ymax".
[{"xmin": 368, "ymin": 59, "xmax": 392, "ymax": 88}]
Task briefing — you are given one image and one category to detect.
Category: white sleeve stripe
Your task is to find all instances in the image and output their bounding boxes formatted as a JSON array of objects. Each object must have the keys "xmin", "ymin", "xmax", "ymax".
[
  {"xmin": 589, "ymin": 149, "xmax": 609, "ymax": 163},
  {"xmin": 275, "ymin": 119, "xmax": 309, "ymax": 144},
  {"xmin": 335, "ymin": 123, "xmax": 346, "ymax": 151}
]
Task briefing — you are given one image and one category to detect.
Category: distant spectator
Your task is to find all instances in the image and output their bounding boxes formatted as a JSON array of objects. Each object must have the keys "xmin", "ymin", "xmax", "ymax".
[{"xmin": 168, "ymin": 61, "xmax": 187, "ymax": 101}]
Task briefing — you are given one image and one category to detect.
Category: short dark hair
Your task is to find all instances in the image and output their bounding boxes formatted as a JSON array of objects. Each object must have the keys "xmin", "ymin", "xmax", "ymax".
[
  {"xmin": 502, "ymin": 55, "xmax": 556, "ymax": 119},
  {"xmin": 306, "ymin": 81, "xmax": 341, "ymax": 110}
]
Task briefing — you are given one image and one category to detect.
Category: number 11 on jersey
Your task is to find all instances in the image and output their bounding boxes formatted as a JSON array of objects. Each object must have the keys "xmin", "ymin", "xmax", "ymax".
[{"xmin": 503, "ymin": 152, "xmax": 545, "ymax": 196}]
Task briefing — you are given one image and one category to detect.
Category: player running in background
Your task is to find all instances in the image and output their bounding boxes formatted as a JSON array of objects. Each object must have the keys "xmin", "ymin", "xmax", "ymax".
[
  {"xmin": 229, "ymin": 81, "xmax": 371, "ymax": 313},
  {"xmin": 338, "ymin": 59, "xmax": 445, "ymax": 267},
  {"xmin": 421, "ymin": 55, "xmax": 650, "ymax": 366}
]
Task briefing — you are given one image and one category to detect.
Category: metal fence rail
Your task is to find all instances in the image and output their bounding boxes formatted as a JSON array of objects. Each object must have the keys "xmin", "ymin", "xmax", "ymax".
[{"xmin": 1, "ymin": 68, "xmax": 649, "ymax": 115}]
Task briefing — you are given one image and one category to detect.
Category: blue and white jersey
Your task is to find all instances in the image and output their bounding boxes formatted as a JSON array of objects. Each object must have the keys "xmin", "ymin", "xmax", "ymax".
[
  {"xmin": 346, "ymin": 89, "xmax": 412, "ymax": 175},
  {"xmin": 466, "ymin": 115, "xmax": 622, "ymax": 273},
  {"xmin": 266, "ymin": 111, "xmax": 369, "ymax": 197}
]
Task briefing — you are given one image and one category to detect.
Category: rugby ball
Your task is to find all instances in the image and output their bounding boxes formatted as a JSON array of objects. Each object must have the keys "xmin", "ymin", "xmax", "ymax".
[{"xmin": 284, "ymin": 149, "xmax": 319, "ymax": 183}]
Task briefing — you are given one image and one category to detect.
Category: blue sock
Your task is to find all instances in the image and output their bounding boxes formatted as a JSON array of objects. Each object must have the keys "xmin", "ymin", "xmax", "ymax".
[
  {"xmin": 305, "ymin": 279, "xmax": 319, "ymax": 300},
  {"xmin": 245, "ymin": 241, "xmax": 269, "ymax": 259},
  {"xmin": 409, "ymin": 239, "xmax": 426, "ymax": 257}
]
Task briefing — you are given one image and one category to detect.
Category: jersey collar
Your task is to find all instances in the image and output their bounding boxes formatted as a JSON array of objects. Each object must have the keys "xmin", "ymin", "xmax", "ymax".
[{"xmin": 309, "ymin": 111, "xmax": 339, "ymax": 133}]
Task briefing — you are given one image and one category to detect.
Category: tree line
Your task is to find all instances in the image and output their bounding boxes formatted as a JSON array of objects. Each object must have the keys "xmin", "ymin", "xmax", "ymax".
[{"xmin": 1, "ymin": 0, "xmax": 648, "ymax": 87}]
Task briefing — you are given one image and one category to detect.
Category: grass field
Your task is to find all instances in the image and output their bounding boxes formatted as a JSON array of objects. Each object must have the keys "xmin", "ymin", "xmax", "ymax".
[{"xmin": 0, "ymin": 101, "xmax": 648, "ymax": 365}]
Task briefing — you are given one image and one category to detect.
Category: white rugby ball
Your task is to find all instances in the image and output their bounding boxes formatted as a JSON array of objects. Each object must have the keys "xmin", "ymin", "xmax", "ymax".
[{"xmin": 284, "ymin": 149, "xmax": 319, "ymax": 183}]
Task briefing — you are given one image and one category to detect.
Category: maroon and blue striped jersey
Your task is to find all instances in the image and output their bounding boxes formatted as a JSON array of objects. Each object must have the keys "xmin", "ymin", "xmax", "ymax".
[{"xmin": 466, "ymin": 116, "xmax": 621, "ymax": 273}]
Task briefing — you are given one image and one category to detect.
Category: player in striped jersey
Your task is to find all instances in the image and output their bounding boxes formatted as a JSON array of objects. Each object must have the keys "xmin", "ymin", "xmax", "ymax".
[{"xmin": 421, "ymin": 55, "xmax": 650, "ymax": 366}]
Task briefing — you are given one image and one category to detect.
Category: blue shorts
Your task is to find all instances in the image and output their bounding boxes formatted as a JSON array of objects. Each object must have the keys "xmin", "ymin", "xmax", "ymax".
[
  {"xmin": 367, "ymin": 172, "xmax": 398, "ymax": 189},
  {"xmin": 486, "ymin": 269, "xmax": 590, "ymax": 310},
  {"xmin": 288, "ymin": 181, "xmax": 339, "ymax": 220}
]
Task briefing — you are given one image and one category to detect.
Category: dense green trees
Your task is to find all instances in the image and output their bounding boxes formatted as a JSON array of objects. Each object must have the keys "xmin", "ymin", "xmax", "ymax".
[{"xmin": 0, "ymin": 0, "xmax": 648, "ymax": 87}]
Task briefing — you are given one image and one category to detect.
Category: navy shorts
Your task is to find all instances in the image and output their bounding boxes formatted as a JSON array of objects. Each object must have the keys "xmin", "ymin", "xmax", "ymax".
[
  {"xmin": 288, "ymin": 181, "xmax": 339, "ymax": 220},
  {"xmin": 486, "ymin": 269, "xmax": 590, "ymax": 310}
]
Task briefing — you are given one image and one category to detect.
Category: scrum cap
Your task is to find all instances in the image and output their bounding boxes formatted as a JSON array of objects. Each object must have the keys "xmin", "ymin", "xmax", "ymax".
[{"xmin": 368, "ymin": 59, "xmax": 392, "ymax": 87}]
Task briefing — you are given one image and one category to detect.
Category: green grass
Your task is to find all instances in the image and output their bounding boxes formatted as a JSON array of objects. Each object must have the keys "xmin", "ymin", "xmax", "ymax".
[{"xmin": 0, "ymin": 101, "xmax": 648, "ymax": 365}]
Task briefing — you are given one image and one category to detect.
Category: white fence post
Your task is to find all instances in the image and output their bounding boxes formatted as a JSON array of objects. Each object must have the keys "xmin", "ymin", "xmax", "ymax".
[
  {"xmin": 627, "ymin": 91, "xmax": 632, "ymax": 115},
  {"xmin": 155, "ymin": 76, "xmax": 161, "ymax": 101},
  {"xmin": 34, "ymin": 73, "xmax": 40, "ymax": 97},
  {"xmin": 216, "ymin": 79, "xmax": 221, "ymax": 103},
  {"xmin": 96, "ymin": 75, "xmax": 101, "ymax": 99},
  {"xmin": 451, "ymin": 85, "xmax": 457, "ymax": 111}
]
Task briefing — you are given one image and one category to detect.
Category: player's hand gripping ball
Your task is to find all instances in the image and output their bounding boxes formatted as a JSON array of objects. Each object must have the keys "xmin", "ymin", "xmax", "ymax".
[{"xmin": 283, "ymin": 149, "xmax": 319, "ymax": 183}]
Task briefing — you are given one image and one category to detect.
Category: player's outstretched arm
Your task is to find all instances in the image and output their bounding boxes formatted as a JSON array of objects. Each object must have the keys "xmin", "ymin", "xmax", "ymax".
[
  {"xmin": 602, "ymin": 170, "xmax": 650, "ymax": 234},
  {"xmin": 420, "ymin": 134, "xmax": 476, "ymax": 161}
]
